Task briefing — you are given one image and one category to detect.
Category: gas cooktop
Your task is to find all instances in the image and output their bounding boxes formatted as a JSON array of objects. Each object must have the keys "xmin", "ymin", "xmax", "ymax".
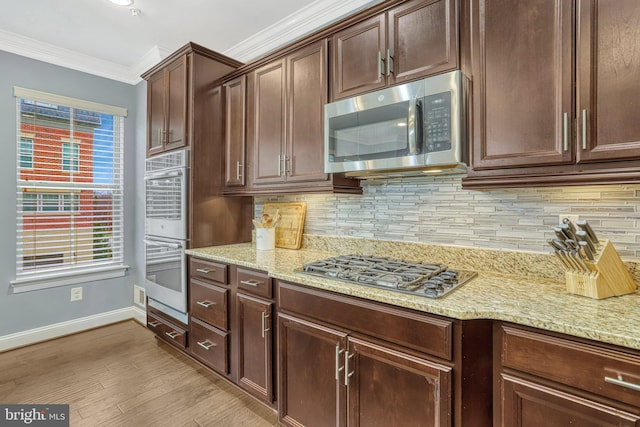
[{"xmin": 296, "ymin": 255, "xmax": 476, "ymax": 298}]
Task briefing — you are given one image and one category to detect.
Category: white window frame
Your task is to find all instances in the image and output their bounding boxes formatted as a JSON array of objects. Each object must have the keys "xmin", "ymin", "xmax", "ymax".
[
  {"xmin": 19, "ymin": 137, "xmax": 34, "ymax": 169},
  {"xmin": 11, "ymin": 87, "xmax": 129, "ymax": 293},
  {"xmin": 61, "ymin": 141, "xmax": 80, "ymax": 172}
]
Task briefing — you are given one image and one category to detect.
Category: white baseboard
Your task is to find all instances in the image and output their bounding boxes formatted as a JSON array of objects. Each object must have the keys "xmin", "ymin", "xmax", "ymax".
[{"xmin": 0, "ymin": 306, "xmax": 146, "ymax": 352}]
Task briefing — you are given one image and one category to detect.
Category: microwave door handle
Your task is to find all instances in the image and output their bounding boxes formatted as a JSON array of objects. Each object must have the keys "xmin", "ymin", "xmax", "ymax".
[
  {"xmin": 407, "ymin": 99, "xmax": 422, "ymax": 155},
  {"xmin": 143, "ymin": 239, "xmax": 182, "ymax": 250},
  {"xmin": 144, "ymin": 170, "xmax": 183, "ymax": 181}
]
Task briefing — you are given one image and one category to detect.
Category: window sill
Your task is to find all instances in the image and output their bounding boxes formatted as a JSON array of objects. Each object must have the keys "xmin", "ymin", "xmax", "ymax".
[{"xmin": 10, "ymin": 265, "xmax": 129, "ymax": 293}]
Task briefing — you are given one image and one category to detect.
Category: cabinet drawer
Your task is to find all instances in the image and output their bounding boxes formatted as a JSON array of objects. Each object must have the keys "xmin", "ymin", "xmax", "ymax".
[
  {"xmin": 147, "ymin": 312, "xmax": 187, "ymax": 350},
  {"xmin": 190, "ymin": 317, "xmax": 229, "ymax": 375},
  {"xmin": 278, "ymin": 281, "xmax": 453, "ymax": 360},
  {"xmin": 237, "ymin": 267, "xmax": 272, "ymax": 299},
  {"xmin": 190, "ymin": 278, "xmax": 228, "ymax": 330},
  {"xmin": 190, "ymin": 257, "xmax": 228, "ymax": 285},
  {"xmin": 501, "ymin": 324, "xmax": 640, "ymax": 408}
]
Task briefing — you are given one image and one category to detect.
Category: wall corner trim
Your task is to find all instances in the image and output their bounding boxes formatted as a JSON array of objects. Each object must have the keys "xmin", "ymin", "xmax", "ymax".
[{"xmin": 0, "ymin": 306, "xmax": 145, "ymax": 353}]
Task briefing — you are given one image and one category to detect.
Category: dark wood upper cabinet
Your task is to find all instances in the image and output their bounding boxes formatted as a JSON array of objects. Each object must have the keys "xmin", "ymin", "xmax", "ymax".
[
  {"xmin": 576, "ymin": 0, "xmax": 640, "ymax": 163},
  {"xmin": 331, "ymin": 0, "xmax": 459, "ymax": 100},
  {"xmin": 332, "ymin": 14, "xmax": 387, "ymax": 99},
  {"xmin": 241, "ymin": 39, "xmax": 361, "ymax": 194},
  {"xmin": 145, "ymin": 55, "xmax": 188, "ymax": 156},
  {"xmin": 251, "ymin": 59, "xmax": 287, "ymax": 186},
  {"xmin": 463, "ymin": 0, "xmax": 640, "ymax": 188},
  {"xmin": 224, "ymin": 76, "xmax": 247, "ymax": 187},
  {"xmin": 469, "ymin": 0, "xmax": 574, "ymax": 171}
]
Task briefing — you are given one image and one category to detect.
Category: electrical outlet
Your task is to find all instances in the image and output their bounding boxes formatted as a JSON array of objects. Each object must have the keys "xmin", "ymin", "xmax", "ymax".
[
  {"xmin": 559, "ymin": 214, "xmax": 579, "ymax": 225},
  {"xmin": 70, "ymin": 287, "xmax": 83, "ymax": 302}
]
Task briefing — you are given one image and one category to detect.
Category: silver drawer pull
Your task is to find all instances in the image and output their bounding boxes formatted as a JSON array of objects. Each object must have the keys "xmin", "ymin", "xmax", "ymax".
[
  {"xmin": 196, "ymin": 300, "xmax": 215, "ymax": 308},
  {"xmin": 165, "ymin": 331, "xmax": 180, "ymax": 339},
  {"xmin": 240, "ymin": 280, "xmax": 260, "ymax": 287},
  {"xmin": 261, "ymin": 311, "xmax": 271, "ymax": 338},
  {"xmin": 197, "ymin": 340, "xmax": 217, "ymax": 351},
  {"xmin": 148, "ymin": 321, "xmax": 161, "ymax": 327},
  {"xmin": 335, "ymin": 345, "xmax": 344, "ymax": 381},
  {"xmin": 196, "ymin": 268, "xmax": 212, "ymax": 274},
  {"xmin": 344, "ymin": 351, "xmax": 355, "ymax": 386},
  {"xmin": 605, "ymin": 375, "xmax": 640, "ymax": 392}
]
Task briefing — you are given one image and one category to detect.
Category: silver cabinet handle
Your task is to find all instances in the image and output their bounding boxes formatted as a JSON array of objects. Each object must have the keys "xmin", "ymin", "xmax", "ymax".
[
  {"xmin": 196, "ymin": 268, "xmax": 211, "ymax": 274},
  {"xmin": 148, "ymin": 320, "xmax": 161, "ymax": 327},
  {"xmin": 261, "ymin": 311, "xmax": 271, "ymax": 338},
  {"xmin": 378, "ymin": 51, "xmax": 384, "ymax": 77},
  {"xmin": 196, "ymin": 300, "xmax": 215, "ymax": 308},
  {"xmin": 240, "ymin": 280, "xmax": 260, "ymax": 287},
  {"xmin": 283, "ymin": 155, "xmax": 291, "ymax": 175},
  {"xmin": 344, "ymin": 350, "xmax": 354, "ymax": 386},
  {"xmin": 386, "ymin": 48, "xmax": 394, "ymax": 76},
  {"xmin": 157, "ymin": 128, "xmax": 163, "ymax": 145},
  {"xmin": 277, "ymin": 154, "xmax": 282, "ymax": 177},
  {"xmin": 582, "ymin": 109, "xmax": 588, "ymax": 150},
  {"xmin": 236, "ymin": 160, "xmax": 243, "ymax": 180},
  {"xmin": 197, "ymin": 340, "xmax": 216, "ymax": 351},
  {"xmin": 165, "ymin": 331, "xmax": 180, "ymax": 339},
  {"xmin": 563, "ymin": 112, "xmax": 569, "ymax": 151},
  {"xmin": 605, "ymin": 375, "xmax": 640, "ymax": 392},
  {"xmin": 335, "ymin": 345, "xmax": 344, "ymax": 381}
]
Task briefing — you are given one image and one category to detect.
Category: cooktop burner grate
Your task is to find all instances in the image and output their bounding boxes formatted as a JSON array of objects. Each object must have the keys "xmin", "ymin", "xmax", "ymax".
[{"xmin": 296, "ymin": 255, "xmax": 476, "ymax": 298}]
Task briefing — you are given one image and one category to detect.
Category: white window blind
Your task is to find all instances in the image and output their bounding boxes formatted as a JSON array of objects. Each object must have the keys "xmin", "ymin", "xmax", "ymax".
[{"xmin": 13, "ymin": 87, "xmax": 127, "ymax": 288}]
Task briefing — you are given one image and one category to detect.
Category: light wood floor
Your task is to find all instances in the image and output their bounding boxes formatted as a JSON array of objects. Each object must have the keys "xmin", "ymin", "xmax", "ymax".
[{"xmin": 0, "ymin": 321, "xmax": 279, "ymax": 426}]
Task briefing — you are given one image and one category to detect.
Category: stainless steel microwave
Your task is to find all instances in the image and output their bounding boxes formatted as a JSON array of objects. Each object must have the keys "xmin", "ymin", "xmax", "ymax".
[{"xmin": 324, "ymin": 70, "xmax": 467, "ymax": 178}]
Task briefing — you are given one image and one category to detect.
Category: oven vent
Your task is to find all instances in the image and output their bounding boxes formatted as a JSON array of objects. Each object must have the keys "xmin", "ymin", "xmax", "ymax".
[{"xmin": 133, "ymin": 285, "xmax": 146, "ymax": 307}]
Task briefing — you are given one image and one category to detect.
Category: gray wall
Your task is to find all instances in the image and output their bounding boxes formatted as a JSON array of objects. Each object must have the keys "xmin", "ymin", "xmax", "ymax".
[
  {"xmin": 0, "ymin": 50, "xmax": 139, "ymax": 336},
  {"xmin": 257, "ymin": 178, "xmax": 640, "ymax": 260}
]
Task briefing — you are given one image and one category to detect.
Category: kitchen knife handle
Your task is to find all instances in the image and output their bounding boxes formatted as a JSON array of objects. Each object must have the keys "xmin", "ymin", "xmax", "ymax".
[
  {"xmin": 576, "ymin": 220, "xmax": 599, "ymax": 244},
  {"xmin": 560, "ymin": 223, "xmax": 576, "ymax": 241},
  {"xmin": 563, "ymin": 112, "xmax": 569, "ymax": 151},
  {"xmin": 575, "ymin": 230, "xmax": 596, "ymax": 253},
  {"xmin": 578, "ymin": 241, "xmax": 595, "ymax": 261},
  {"xmin": 605, "ymin": 375, "xmax": 640, "ymax": 392},
  {"xmin": 582, "ymin": 109, "xmax": 588, "ymax": 150}
]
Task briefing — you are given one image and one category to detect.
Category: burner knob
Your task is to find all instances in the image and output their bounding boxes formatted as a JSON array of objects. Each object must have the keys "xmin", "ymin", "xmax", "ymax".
[{"xmin": 423, "ymin": 287, "xmax": 438, "ymax": 297}]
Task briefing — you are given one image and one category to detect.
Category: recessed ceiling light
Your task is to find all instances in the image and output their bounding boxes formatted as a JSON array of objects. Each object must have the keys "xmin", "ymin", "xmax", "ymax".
[{"xmin": 110, "ymin": 0, "xmax": 134, "ymax": 6}]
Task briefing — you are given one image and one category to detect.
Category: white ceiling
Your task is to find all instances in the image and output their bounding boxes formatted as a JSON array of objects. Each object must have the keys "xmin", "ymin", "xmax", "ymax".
[{"xmin": 0, "ymin": 0, "xmax": 382, "ymax": 84}]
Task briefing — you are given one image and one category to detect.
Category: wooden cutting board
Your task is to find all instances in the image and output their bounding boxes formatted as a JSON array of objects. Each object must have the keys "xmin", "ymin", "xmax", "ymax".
[{"xmin": 262, "ymin": 202, "xmax": 306, "ymax": 249}]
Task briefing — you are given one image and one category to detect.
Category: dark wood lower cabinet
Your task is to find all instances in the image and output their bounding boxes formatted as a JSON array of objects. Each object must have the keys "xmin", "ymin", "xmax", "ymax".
[
  {"xmin": 237, "ymin": 293, "xmax": 274, "ymax": 404},
  {"xmin": 347, "ymin": 337, "xmax": 452, "ymax": 427},
  {"xmin": 278, "ymin": 313, "xmax": 348, "ymax": 427},
  {"xmin": 501, "ymin": 374, "xmax": 640, "ymax": 427}
]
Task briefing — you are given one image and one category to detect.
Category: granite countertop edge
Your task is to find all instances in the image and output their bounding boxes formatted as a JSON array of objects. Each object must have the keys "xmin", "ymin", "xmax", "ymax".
[{"xmin": 186, "ymin": 244, "xmax": 640, "ymax": 352}]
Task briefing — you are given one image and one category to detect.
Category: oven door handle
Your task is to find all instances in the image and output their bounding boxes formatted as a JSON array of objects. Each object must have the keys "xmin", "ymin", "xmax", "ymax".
[
  {"xmin": 144, "ymin": 239, "xmax": 182, "ymax": 250},
  {"xmin": 144, "ymin": 170, "xmax": 183, "ymax": 181}
]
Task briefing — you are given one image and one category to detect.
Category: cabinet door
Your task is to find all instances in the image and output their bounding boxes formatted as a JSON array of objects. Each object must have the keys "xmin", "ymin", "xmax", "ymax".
[
  {"xmin": 346, "ymin": 337, "xmax": 452, "ymax": 427},
  {"xmin": 164, "ymin": 55, "xmax": 188, "ymax": 151},
  {"xmin": 388, "ymin": 0, "xmax": 458, "ymax": 85},
  {"xmin": 501, "ymin": 374, "xmax": 640, "ymax": 427},
  {"xmin": 331, "ymin": 14, "xmax": 386, "ymax": 100},
  {"xmin": 470, "ymin": 0, "xmax": 573, "ymax": 170},
  {"xmin": 146, "ymin": 69, "xmax": 165, "ymax": 156},
  {"xmin": 224, "ymin": 77, "xmax": 247, "ymax": 187},
  {"xmin": 278, "ymin": 313, "xmax": 348, "ymax": 427},
  {"xmin": 286, "ymin": 40, "xmax": 329, "ymax": 184},
  {"xmin": 576, "ymin": 0, "xmax": 640, "ymax": 163},
  {"xmin": 251, "ymin": 59, "xmax": 286, "ymax": 185},
  {"xmin": 237, "ymin": 294, "xmax": 273, "ymax": 404}
]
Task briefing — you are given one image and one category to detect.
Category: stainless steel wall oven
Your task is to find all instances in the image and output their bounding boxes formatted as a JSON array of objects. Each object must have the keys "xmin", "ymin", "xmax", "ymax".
[{"xmin": 144, "ymin": 149, "xmax": 188, "ymax": 313}]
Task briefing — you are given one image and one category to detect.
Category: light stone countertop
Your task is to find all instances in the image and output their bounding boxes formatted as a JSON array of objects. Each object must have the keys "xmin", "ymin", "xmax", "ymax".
[{"xmin": 186, "ymin": 242, "xmax": 640, "ymax": 352}]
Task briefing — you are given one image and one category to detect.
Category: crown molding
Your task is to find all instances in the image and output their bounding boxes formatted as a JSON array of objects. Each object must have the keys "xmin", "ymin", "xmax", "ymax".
[
  {"xmin": 223, "ymin": 0, "xmax": 383, "ymax": 62},
  {"xmin": 0, "ymin": 29, "xmax": 170, "ymax": 85}
]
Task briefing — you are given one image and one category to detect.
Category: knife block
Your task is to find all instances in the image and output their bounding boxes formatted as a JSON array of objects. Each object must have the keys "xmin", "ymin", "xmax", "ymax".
[{"xmin": 565, "ymin": 240, "xmax": 637, "ymax": 299}]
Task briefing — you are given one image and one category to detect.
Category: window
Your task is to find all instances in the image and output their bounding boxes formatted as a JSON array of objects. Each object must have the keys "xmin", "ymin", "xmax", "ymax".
[
  {"xmin": 19, "ymin": 137, "xmax": 33, "ymax": 169},
  {"xmin": 12, "ymin": 87, "xmax": 128, "ymax": 291},
  {"xmin": 62, "ymin": 142, "xmax": 79, "ymax": 172}
]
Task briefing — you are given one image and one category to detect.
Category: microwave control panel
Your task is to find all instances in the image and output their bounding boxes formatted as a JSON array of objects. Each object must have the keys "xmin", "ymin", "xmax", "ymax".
[{"xmin": 423, "ymin": 92, "xmax": 452, "ymax": 152}]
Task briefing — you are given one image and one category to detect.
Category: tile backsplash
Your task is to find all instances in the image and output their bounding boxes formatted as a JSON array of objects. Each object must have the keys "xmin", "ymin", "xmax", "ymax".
[{"xmin": 255, "ymin": 176, "xmax": 640, "ymax": 260}]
